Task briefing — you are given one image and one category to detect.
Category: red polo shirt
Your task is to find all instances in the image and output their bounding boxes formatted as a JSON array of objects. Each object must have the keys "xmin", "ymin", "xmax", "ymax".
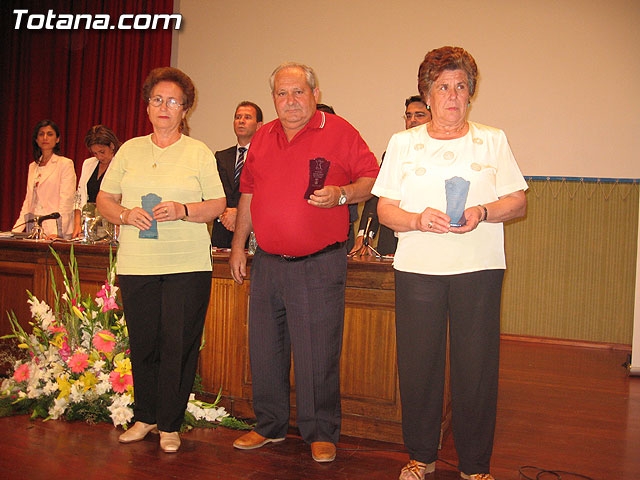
[{"xmin": 241, "ymin": 111, "xmax": 379, "ymax": 256}]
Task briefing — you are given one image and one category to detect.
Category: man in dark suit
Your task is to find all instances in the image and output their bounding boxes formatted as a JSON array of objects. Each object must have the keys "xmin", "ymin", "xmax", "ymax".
[
  {"xmin": 350, "ymin": 95, "xmax": 430, "ymax": 256},
  {"xmin": 212, "ymin": 101, "xmax": 263, "ymax": 247}
]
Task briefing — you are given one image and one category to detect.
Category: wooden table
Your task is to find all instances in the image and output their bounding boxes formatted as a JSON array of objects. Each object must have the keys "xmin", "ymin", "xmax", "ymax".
[{"xmin": 0, "ymin": 239, "xmax": 450, "ymax": 444}]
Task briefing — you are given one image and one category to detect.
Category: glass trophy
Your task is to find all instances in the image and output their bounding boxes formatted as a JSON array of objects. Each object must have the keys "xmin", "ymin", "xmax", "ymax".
[{"xmin": 304, "ymin": 157, "xmax": 330, "ymax": 199}]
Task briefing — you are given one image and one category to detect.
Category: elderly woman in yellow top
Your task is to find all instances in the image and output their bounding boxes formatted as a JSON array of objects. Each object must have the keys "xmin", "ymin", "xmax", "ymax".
[
  {"xmin": 97, "ymin": 67, "xmax": 226, "ymax": 453},
  {"xmin": 12, "ymin": 120, "xmax": 76, "ymax": 238},
  {"xmin": 373, "ymin": 47, "xmax": 527, "ymax": 480}
]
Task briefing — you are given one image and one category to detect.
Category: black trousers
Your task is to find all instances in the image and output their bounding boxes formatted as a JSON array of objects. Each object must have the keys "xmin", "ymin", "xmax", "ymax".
[
  {"xmin": 118, "ymin": 271, "xmax": 212, "ymax": 432},
  {"xmin": 248, "ymin": 247, "xmax": 347, "ymax": 444},
  {"xmin": 394, "ymin": 269, "xmax": 504, "ymax": 475}
]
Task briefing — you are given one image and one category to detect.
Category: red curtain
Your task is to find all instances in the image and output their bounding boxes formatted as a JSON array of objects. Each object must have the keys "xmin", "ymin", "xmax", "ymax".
[{"xmin": 0, "ymin": 0, "xmax": 173, "ymax": 230}]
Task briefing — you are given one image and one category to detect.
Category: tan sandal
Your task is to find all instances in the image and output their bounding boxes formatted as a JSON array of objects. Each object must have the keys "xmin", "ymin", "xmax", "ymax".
[{"xmin": 399, "ymin": 459, "xmax": 436, "ymax": 479}]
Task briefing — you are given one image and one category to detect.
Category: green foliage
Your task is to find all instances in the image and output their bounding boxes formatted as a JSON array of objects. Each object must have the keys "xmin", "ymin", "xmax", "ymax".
[
  {"xmin": 219, "ymin": 416, "xmax": 254, "ymax": 430},
  {"xmin": 192, "ymin": 373, "xmax": 203, "ymax": 394},
  {"xmin": 64, "ymin": 396, "xmax": 113, "ymax": 424}
]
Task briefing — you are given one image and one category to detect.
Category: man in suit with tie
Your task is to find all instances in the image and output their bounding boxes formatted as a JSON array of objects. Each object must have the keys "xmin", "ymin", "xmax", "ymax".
[{"xmin": 212, "ymin": 101, "xmax": 263, "ymax": 248}]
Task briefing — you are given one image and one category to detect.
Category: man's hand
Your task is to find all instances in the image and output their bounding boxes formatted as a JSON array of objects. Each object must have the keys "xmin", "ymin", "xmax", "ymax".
[
  {"xmin": 220, "ymin": 207, "xmax": 238, "ymax": 231},
  {"xmin": 308, "ymin": 185, "xmax": 341, "ymax": 208},
  {"xmin": 229, "ymin": 247, "xmax": 247, "ymax": 284}
]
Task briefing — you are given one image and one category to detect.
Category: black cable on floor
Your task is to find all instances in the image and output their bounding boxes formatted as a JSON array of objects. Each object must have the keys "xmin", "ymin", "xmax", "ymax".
[
  {"xmin": 337, "ymin": 447, "xmax": 406, "ymax": 452},
  {"xmin": 289, "ymin": 436, "xmax": 597, "ymax": 480},
  {"xmin": 519, "ymin": 465, "xmax": 595, "ymax": 480}
]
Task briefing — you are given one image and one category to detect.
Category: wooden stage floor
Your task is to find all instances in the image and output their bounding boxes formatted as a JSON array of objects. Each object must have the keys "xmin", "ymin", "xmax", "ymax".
[{"xmin": 0, "ymin": 339, "xmax": 638, "ymax": 479}]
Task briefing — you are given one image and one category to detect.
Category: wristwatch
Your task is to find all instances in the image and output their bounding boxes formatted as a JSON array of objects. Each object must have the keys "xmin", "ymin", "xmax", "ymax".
[{"xmin": 338, "ymin": 187, "xmax": 347, "ymax": 206}]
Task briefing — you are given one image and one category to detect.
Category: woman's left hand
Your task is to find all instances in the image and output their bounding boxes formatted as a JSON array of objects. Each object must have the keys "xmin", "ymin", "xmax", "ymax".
[
  {"xmin": 153, "ymin": 201, "xmax": 185, "ymax": 222},
  {"xmin": 449, "ymin": 206, "xmax": 484, "ymax": 234}
]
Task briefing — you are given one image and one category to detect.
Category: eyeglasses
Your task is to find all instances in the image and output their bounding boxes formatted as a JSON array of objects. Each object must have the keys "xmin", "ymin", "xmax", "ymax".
[
  {"xmin": 148, "ymin": 96, "xmax": 184, "ymax": 110},
  {"xmin": 404, "ymin": 112, "xmax": 429, "ymax": 121}
]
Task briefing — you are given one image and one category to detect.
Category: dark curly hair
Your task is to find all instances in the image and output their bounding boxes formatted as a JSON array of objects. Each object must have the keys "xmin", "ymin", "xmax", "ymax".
[
  {"xmin": 418, "ymin": 46, "xmax": 478, "ymax": 102},
  {"xmin": 32, "ymin": 119, "xmax": 61, "ymax": 162},
  {"xmin": 142, "ymin": 67, "xmax": 196, "ymax": 135}
]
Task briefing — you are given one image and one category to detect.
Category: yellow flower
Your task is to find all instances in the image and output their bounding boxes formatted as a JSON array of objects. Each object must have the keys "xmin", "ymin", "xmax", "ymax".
[
  {"xmin": 57, "ymin": 376, "xmax": 72, "ymax": 399},
  {"xmin": 97, "ymin": 332, "xmax": 115, "ymax": 342},
  {"xmin": 78, "ymin": 372, "xmax": 98, "ymax": 392},
  {"xmin": 72, "ymin": 306, "xmax": 85, "ymax": 319},
  {"xmin": 114, "ymin": 357, "xmax": 132, "ymax": 375},
  {"xmin": 50, "ymin": 333, "xmax": 65, "ymax": 349},
  {"xmin": 17, "ymin": 343, "xmax": 29, "ymax": 349}
]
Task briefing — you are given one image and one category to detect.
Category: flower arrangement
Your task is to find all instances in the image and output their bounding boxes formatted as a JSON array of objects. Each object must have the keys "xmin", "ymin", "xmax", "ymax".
[{"xmin": 0, "ymin": 246, "xmax": 250, "ymax": 432}]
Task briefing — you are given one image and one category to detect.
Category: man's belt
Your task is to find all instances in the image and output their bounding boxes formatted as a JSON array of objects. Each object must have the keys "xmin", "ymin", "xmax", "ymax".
[{"xmin": 276, "ymin": 241, "xmax": 346, "ymax": 262}]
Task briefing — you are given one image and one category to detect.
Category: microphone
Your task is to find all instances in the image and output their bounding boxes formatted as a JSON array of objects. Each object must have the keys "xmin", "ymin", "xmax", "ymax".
[
  {"xmin": 362, "ymin": 216, "xmax": 373, "ymax": 247},
  {"xmin": 37, "ymin": 212, "xmax": 61, "ymax": 224}
]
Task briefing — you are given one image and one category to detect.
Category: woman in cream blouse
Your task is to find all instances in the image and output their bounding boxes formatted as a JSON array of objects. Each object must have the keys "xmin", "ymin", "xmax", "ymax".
[{"xmin": 12, "ymin": 119, "xmax": 76, "ymax": 238}]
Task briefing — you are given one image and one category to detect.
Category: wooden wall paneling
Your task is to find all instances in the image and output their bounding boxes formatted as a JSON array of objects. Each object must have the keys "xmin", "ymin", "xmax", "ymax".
[
  {"xmin": 340, "ymin": 307, "xmax": 398, "ymax": 405},
  {"xmin": 0, "ymin": 261, "xmax": 45, "ymax": 334},
  {"xmin": 199, "ymin": 278, "xmax": 249, "ymax": 403}
]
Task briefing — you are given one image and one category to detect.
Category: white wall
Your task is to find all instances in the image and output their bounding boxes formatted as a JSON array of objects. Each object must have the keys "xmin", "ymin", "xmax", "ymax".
[{"xmin": 174, "ymin": 0, "xmax": 640, "ymax": 178}]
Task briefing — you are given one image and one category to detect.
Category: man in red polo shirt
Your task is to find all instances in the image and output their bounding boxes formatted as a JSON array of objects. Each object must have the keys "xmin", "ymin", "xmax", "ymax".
[{"xmin": 229, "ymin": 62, "xmax": 379, "ymax": 463}]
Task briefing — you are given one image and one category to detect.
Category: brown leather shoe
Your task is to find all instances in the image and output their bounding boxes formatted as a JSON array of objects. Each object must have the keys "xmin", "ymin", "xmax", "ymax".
[
  {"xmin": 233, "ymin": 430, "xmax": 285, "ymax": 450},
  {"xmin": 159, "ymin": 431, "xmax": 181, "ymax": 453},
  {"xmin": 118, "ymin": 421, "xmax": 158, "ymax": 444},
  {"xmin": 311, "ymin": 441, "xmax": 336, "ymax": 462}
]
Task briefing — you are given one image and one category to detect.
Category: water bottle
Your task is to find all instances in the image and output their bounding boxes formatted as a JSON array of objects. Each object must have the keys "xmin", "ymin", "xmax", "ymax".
[{"xmin": 248, "ymin": 231, "xmax": 257, "ymax": 255}]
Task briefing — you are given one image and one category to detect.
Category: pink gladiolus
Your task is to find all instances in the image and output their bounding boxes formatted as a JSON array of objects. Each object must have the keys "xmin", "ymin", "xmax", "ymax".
[
  {"xmin": 96, "ymin": 283, "xmax": 110, "ymax": 300},
  {"xmin": 13, "ymin": 363, "xmax": 30, "ymax": 382},
  {"xmin": 93, "ymin": 330, "xmax": 116, "ymax": 353},
  {"xmin": 109, "ymin": 371, "xmax": 133, "ymax": 393},
  {"xmin": 68, "ymin": 351, "xmax": 89, "ymax": 373},
  {"xmin": 102, "ymin": 297, "xmax": 118, "ymax": 313},
  {"xmin": 59, "ymin": 339, "xmax": 71, "ymax": 361}
]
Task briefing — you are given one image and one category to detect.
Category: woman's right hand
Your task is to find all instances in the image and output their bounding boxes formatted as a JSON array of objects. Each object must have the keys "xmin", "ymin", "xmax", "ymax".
[
  {"xmin": 415, "ymin": 207, "xmax": 450, "ymax": 234},
  {"xmin": 123, "ymin": 207, "xmax": 153, "ymax": 231}
]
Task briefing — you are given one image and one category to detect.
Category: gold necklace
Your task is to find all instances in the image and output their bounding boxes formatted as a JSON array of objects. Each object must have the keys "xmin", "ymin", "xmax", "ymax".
[{"xmin": 150, "ymin": 134, "xmax": 158, "ymax": 168}]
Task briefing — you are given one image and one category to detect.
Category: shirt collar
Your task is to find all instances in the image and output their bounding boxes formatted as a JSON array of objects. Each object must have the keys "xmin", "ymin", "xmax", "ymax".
[
  {"xmin": 269, "ymin": 110, "xmax": 326, "ymax": 136},
  {"xmin": 38, "ymin": 153, "xmax": 59, "ymax": 165}
]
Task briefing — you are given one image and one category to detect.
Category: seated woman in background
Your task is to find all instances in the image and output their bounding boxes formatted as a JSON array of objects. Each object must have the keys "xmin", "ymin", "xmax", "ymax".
[
  {"xmin": 12, "ymin": 119, "xmax": 76, "ymax": 238},
  {"xmin": 72, "ymin": 125, "xmax": 122, "ymax": 238}
]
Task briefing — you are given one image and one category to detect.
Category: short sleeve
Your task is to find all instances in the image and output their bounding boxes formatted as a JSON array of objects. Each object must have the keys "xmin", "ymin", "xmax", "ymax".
[
  {"xmin": 198, "ymin": 145, "xmax": 225, "ymax": 200},
  {"xmin": 371, "ymin": 132, "xmax": 405, "ymax": 200},
  {"xmin": 493, "ymin": 130, "xmax": 528, "ymax": 197},
  {"xmin": 347, "ymin": 131, "xmax": 379, "ymax": 181},
  {"xmin": 100, "ymin": 150, "xmax": 124, "ymax": 195}
]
